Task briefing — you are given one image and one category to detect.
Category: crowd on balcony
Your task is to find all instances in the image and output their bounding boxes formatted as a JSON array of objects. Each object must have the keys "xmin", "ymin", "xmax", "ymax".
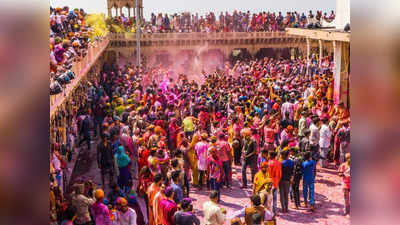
[
  {"xmin": 50, "ymin": 6, "xmax": 105, "ymax": 95},
  {"xmin": 50, "ymin": 47, "xmax": 350, "ymax": 225},
  {"xmin": 109, "ymin": 10, "xmax": 335, "ymax": 33}
]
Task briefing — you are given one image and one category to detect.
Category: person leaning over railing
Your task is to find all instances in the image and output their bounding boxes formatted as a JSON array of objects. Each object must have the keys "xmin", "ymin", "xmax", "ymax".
[{"xmin": 105, "ymin": 10, "xmax": 334, "ymax": 34}]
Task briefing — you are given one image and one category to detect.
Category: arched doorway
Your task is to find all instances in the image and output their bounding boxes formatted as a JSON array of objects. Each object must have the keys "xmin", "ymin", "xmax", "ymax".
[
  {"xmin": 229, "ymin": 48, "xmax": 252, "ymax": 64},
  {"xmin": 121, "ymin": 6, "xmax": 130, "ymax": 18},
  {"xmin": 111, "ymin": 5, "xmax": 118, "ymax": 17}
]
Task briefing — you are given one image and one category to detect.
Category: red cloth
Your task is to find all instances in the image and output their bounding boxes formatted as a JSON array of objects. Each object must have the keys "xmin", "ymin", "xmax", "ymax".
[
  {"xmin": 138, "ymin": 173, "xmax": 153, "ymax": 196},
  {"xmin": 268, "ymin": 159, "xmax": 282, "ymax": 188},
  {"xmin": 160, "ymin": 199, "xmax": 177, "ymax": 225}
]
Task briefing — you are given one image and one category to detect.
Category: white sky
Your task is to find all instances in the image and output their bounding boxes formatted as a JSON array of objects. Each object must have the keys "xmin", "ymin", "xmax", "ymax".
[{"xmin": 50, "ymin": 0, "xmax": 336, "ymax": 18}]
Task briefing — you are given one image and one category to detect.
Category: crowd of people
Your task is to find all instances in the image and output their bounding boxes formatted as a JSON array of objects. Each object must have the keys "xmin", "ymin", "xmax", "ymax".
[
  {"xmin": 50, "ymin": 6, "xmax": 104, "ymax": 95},
  {"xmin": 50, "ymin": 43, "xmax": 350, "ymax": 225},
  {"xmin": 109, "ymin": 10, "xmax": 335, "ymax": 33}
]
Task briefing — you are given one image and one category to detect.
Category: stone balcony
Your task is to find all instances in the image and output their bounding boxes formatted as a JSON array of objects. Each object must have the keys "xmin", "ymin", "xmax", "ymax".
[
  {"xmin": 50, "ymin": 31, "xmax": 330, "ymax": 117},
  {"xmin": 107, "ymin": 32, "xmax": 315, "ymax": 57}
]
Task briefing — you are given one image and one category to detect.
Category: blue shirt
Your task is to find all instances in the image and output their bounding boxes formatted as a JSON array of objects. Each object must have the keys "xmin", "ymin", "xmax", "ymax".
[
  {"xmin": 301, "ymin": 160, "xmax": 316, "ymax": 182},
  {"xmin": 112, "ymin": 140, "xmax": 120, "ymax": 155},
  {"xmin": 257, "ymin": 155, "xmax": 268, "ymax": 169},
  {"xmin": 281, "ymin": 159, "xmax": 295, "ymax": 181},
  {"xmin": 171, "ymin": 183, "xmax": 184, "ymax": 204},
  {"xmin": 253, "ymin": 104, "xmax": 266, "ymax": 118}
]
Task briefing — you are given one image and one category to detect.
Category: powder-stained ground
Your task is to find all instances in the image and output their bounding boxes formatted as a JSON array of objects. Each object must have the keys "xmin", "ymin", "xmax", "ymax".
[{"xmin": 69, "ymin": 141, "xmax": 350, "ymax": 225}]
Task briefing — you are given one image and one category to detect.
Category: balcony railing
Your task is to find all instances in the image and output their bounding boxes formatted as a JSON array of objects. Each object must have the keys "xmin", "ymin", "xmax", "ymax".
[
  {"xmin": 108, "ymin": 31, "xmax": 292, "ymax": 41},
  {"xmin": 50, "ymin": 37, "xmax": 110, "ymax": 117}
]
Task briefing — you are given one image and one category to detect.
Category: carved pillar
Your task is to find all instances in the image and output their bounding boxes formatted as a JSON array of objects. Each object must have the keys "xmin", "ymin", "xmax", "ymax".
[
  {"xmin": 333, "ymin": 40, "xmax": 342, "ymax": 105},
  {"xmin": 319, "ymin": 39, "xmax": 323, "ymax": 66},
  {"xmin": 128, "ymin": 7, "xmax": 131, "ymax": 18},
  {"xmin": 108, "ymin": 7, "xmax": 112, "ymax": 18},
  {"xmin": 306, "ymin": 38, "xmax": 310, "ymax": 75}
]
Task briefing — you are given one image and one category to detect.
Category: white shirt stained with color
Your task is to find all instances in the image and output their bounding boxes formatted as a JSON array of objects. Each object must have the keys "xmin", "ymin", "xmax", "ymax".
[
  {"xmin": 115, "ymin": 208, "xmax": 137, "ymax": 225},
  {"xmin": 202, "ymin": 200, "xmax": 225, "ymax": 225},
  {"xmin": 319, "ymin": 124, "xmax": 332, "ymax": 148},
  {"xmin": 195, "ymin": 141, "xmax": 208, "ymax": 171}
]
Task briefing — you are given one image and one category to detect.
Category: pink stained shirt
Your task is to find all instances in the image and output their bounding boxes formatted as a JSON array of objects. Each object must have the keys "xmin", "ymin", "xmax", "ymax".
[
  {"xmin": 233, "ymin": 123, "xmax": 242, "ymax": 137},
  {"xmin": 339, "ymin": 163, "xmax": 351, "ymax": 190},
  {"xmin": 195, "ymin": 141, "xmax": 209, "ymax": 171},
  {"xmin": 160, "ymin": 199, "xmax": 177, "ymax": 225},
  {"xmin": 90, "ymin": 202, "xmax": 111, "ymax": 225},
  {"xmin": 264, "ymin": 126, "xmax": 275, "ymax": 144},
  {"xmin": 208, "ymin": 157, "xmax": 223, "ymax": 180},
  {"xmin": 217, "ymin": 140, "xmax": 231, "ymax": 162}
]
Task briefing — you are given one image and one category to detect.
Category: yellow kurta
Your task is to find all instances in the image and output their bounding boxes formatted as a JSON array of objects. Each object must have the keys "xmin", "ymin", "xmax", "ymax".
[
  {"xmin": 253, "ymin": 171, "xmax": 270, "ymax": 194},
  {"xmin": 188, "ymin": 133, "xmax": 200, "ymax": 185}
]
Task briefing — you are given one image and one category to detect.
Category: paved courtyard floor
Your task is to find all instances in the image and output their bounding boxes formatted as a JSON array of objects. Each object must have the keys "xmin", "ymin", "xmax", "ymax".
[{"xmin": 69, "ymin": 141, "xmax": 350, "ymax": 225}]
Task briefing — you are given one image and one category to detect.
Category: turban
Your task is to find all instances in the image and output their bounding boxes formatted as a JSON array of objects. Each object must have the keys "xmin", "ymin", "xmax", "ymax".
[
  {"xmin": 116, "ymin": 197, "xmax": 128, "ymax": 206},
  {"xmin": 272, "ymin": 103, "xmax": 280, "ymax": 110},
  {"xmin": 127, "ymin": 193, "xmax": 137, "ymax": 204},
  {"xmin": 286, "ymin": 125, "xmax": 294, "ymax": 131},
  {"xmin": 261, "ymin": 162, "xmax": 269, "ymax": 168},
  {"xmin": 94, "ymin": 189, "xmax": 104, "ymax": 200},
  {"xmin": 210, "ymin": 136, "xmax": 217, "ymax": 143},
  {"xmin": 55, "ymin": 37, "xmax": 62, "ymax": 44},
  {"xmin": 72, "ymin": 40, "xmax": 80, "ymax": 46},
  {"xmin": 154, "ymin": 126, "xmax": 163, "ymax": 134},
  {"xmin": 242, "ymin": 128, "xmax": 251, "ymax": 137}
]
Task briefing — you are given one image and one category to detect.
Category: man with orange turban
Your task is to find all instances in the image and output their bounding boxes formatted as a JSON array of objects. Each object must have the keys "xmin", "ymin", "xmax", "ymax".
[
  {"xmin": 115, "ymin": 197, "xmax": 137, "ymax": 225},
  {"xmin": 253, "ymin": 162, "xmax": 270, "ymax": 194},
  {"xmin": 91, "ymin": 189, "xmax": 111, "ymax": 225},
  {"xmin": 146, "ymin": 173, "xmax": 163, "ymax": 225}
]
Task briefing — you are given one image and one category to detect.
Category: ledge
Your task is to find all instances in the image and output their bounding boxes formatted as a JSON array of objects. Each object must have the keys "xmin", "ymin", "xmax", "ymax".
[{"xmin": 285, "ymin": 28, "xmax": 350, "ymax": 42}]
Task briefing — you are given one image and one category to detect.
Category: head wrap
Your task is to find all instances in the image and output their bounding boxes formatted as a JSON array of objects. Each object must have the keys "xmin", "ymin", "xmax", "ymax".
[
  {"xmin": 115, "ymin": 146, "xmax": 131, "ymax": 168},
  {"xmin": 94, "ymin": 189, "xmax": 104, "ymax": 200},
  {"xmin": 210, "ymin": 136, "xmax": 217, "ymax": 143},
  {"xmin": 127, "ymin": 193, "xmax": 137, "ymax": 204},
  {"xmin": 116, "ymin": 197, "xmax": 128, "ymax": 206},
  {"xmin": 242, "ymin": 128, "xmax": 251, "ymax": 137},
  {"xmin": 154, "ymin": 126, "xmax": 163, "ymax": 134}
]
